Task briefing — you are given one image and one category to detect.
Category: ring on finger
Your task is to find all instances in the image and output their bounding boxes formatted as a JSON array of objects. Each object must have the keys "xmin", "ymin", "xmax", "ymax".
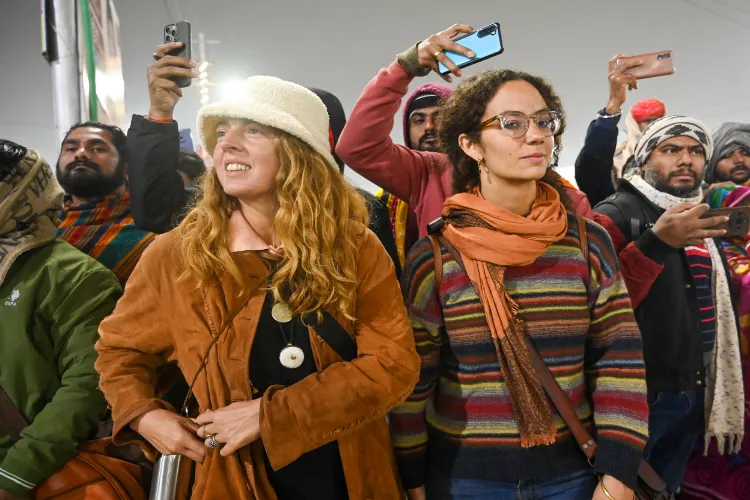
[
  {"xmin": 153, "ymin": 53, "xmax": 161, "ymax": 61},
  {"xmin": 433, "ymin": 50, "xmax": 443, "ymax": 60},
  {"xmin": 207, "ymin": 435, "xmax": 221, "ymax": 449}
]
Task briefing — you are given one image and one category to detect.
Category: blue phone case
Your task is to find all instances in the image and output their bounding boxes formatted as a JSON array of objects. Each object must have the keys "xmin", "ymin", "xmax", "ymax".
[{"xmin": 438, "ymin": 23, "xmax": 504, "ymax": 75}]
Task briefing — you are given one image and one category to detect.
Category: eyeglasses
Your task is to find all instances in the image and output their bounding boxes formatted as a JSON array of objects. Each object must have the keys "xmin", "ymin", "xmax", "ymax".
[{"xmin": 478, "ymin": 110, "xmax": 562, "ymax": 138}]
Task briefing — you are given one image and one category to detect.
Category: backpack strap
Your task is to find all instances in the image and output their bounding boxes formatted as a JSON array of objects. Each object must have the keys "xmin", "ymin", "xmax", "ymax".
[
  {"xmin": 575, "ymin": 214, "xmax": 590, "ymax": 290},
  {"xmin": 428, "ymin": 235, "xmax": 443, "ymax": 288}
]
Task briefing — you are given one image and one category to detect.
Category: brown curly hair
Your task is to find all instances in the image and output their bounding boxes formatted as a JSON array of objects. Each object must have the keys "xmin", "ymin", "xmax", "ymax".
[{"xmin": 438, "ymin": 69, "xmax": 572, "ymax": 210}]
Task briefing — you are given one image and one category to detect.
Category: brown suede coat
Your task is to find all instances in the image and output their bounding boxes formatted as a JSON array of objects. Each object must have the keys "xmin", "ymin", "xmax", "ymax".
[{"xmin": 95, "ymin": 226, "xmax": 419, "ymax": 499}]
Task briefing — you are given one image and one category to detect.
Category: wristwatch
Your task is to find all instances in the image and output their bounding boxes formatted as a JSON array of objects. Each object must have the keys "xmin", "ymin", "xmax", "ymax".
[{"xmin": 597, "ymin": 108, "xmax": 622, "ymax": 119}]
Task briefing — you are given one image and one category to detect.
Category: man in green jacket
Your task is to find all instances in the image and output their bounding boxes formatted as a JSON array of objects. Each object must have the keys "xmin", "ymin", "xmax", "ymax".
[{"xmin": 0, "ymin": 140, "xmax": 122, "ymax": 499}]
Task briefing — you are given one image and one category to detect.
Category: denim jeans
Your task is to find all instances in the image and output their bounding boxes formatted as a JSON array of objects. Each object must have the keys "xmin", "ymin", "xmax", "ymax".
[
  {"xmin": 642, "ymin": 388, "xmax": 704, "ymax": 493},
  {"xmin": 426, "ymin": 469, "xmax": 597, "ymax": 500}
]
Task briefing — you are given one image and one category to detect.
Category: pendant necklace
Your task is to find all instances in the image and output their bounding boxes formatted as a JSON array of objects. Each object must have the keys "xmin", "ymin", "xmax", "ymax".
[
  {"xmin": 276, "ymin": 310, "xmax": 304, "ymax": 369},
  {"xmin": 271, "ymin": 301, "xmax": 294, "ymax": 323}
]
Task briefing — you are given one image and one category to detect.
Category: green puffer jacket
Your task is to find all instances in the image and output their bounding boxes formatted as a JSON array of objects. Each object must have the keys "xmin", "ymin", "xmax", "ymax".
[{"xmin": 0, "ymin": 240, "xmax": 122, "ymax": 497}]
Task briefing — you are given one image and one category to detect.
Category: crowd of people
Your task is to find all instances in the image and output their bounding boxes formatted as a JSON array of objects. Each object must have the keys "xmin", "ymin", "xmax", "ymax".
[{"xmin": 1, "ymin": 21, "xmax": 750, "ymax": 500}]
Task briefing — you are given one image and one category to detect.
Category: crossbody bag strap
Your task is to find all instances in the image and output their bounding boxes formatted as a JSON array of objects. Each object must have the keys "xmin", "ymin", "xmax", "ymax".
[
  {"xmin": 0, "ymin": 382, "xmax": 30, "ymax": 443},
  {"xmin": 304, "ymin": 312, "xmax": 358, "ymax": 363}
]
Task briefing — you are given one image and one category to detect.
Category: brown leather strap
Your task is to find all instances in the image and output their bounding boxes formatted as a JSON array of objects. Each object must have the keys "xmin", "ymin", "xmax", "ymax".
[
  {"xmin": 428, "ymin": 235, "xmax": 443, "ymax": 288},
  {"xmin": 576, "ymin": 214, "xmax": 589, "ymax": 288},
  {"xmin": 524, "ymin": 337, "xmax": 598, "ymax": 459},
  {"xmin": 0, "ymin": 382, "xmax": 29, "ymax": 442}
]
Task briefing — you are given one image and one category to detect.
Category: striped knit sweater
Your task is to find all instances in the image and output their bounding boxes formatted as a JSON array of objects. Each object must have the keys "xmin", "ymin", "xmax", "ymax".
[{"xmin": 390, "ymin": 213, "xmax": 649, "ymax": 490}]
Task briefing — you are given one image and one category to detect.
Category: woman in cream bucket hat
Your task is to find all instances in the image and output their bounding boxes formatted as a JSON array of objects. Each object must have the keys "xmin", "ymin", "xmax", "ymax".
[{"xmin": 96, "ymin": 75, "xmax": 419, "ymax": 499}]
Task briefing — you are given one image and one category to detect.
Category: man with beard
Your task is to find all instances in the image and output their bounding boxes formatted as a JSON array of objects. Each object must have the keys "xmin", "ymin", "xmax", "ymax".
[
  {"xmin": 56, "ymin": 122, "xmax": 154, "ymax": 284},
  {"xmin": 704, "ymin": 122, "xmax": 750, "ymax": 187},
  {"xmin": 592, "ymin": 116, "xmax": 743, "ymax": 494},
  {"xmin": 372, "ymin": 84, "xmax": 451, "ymax": 268},
  {"xmin": 338, "ymin": 23, "xmax": 592, "ymax": 263}
]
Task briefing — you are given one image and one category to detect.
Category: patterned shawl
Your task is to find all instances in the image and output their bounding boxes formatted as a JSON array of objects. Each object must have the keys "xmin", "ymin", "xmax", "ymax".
[
  {"xmin": 56, "ymin": 192, "xmax": 155, "ymax": 284},
  {"xmin": 0, "ymin": 148, "xmax": 63, "ymax": 286}
]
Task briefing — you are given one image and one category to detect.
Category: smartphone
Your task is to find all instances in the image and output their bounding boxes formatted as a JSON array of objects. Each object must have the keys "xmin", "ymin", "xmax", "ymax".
[
  {"xmin": 164, "ymin": 21, "xmax": 192, "ymax": 88},
  {"xmin": 700, "ymin": 206, "xmax": 750, "ymax": 238},
  {"xmin": 437, "ymin": 23, "xmax": 504, "ymax": 76},
  {"xmin": 616, "ymin": 50, "xmax": 674, "ymax": 80}
]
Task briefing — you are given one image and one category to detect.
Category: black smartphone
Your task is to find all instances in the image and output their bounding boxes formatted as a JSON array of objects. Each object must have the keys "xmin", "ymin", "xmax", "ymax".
[
  {"xmin": 164, "ymin": 21, "xmax": 192, "ymax": 88},
  {"xmin": 700, "ymin": 206, "xmax": 750, "ymax": 238}
]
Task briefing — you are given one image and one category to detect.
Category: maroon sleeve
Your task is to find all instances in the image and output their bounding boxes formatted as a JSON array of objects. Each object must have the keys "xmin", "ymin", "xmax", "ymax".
[
  {"xmin": 592, "ymin": 212, "xmax": 664, "ymax": 309},
  {"xmin": 336, "ymin": 60, "xmax": 439, "ymax": 207}
]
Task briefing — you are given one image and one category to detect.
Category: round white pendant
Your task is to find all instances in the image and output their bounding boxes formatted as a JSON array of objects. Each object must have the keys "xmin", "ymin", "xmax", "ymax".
[
  {"xmin": 279, "ymin": 345, "xmax": 305, "ymax": 369},
  {"xmin": 272, "ymin": 302, "xmax": 293, "ymax": 323}
]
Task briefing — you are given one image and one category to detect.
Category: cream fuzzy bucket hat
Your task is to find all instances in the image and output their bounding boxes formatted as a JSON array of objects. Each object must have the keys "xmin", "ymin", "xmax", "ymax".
[{"xmin": 197, "ymin": 75, "xmax": 337, "ymax": 170}]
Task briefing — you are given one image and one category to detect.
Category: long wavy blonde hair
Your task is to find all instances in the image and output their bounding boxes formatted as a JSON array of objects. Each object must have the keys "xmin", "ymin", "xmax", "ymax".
[{"xmin": 178, "ymin": 130, "xmax": 369, "ymax": 319}]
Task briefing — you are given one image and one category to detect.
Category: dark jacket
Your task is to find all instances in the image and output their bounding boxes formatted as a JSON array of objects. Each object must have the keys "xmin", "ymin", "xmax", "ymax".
[
  {"xmin": 574, "ymin": 111, "xmax": 620, "ymax": 207},
  {"xmin": 594, "ymin": 180, "xmax": 738, "ymax": 395},
  {"xmin": 125, "ymin": 115, "xmax": 402, "ymax": 277}
]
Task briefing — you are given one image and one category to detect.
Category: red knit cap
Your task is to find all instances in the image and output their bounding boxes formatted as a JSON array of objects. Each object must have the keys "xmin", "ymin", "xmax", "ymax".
[{"xmin": 630, "ymin": 98, "xmax": 666, "ymax": 123}]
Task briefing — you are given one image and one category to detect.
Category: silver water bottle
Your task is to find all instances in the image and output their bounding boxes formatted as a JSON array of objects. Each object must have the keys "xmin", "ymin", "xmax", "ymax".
[{"xmin": 149, "ymin": 453, "xmax": 193, "ymax": 500}]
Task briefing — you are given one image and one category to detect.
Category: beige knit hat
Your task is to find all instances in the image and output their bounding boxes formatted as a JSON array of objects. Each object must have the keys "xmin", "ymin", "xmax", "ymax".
[{"xmin": 197, "ymin": 76, "xmax": 337, "ymax": 170}]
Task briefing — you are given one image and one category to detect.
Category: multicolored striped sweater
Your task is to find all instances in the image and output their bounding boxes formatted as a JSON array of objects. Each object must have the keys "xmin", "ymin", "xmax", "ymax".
[
  {"xmin": 57, "ymin": 192, "xmax": 155, "ymax": 285},
  {"xmin": 390, "ymin": 213, "xmax": 649, "ymax": 490}
]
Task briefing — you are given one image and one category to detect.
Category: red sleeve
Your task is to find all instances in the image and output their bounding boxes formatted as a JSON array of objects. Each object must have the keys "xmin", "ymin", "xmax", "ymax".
[
  {"xmin": 592, "ymin": 212, "xmax": 664, "ymax": 309},
  {"xmin": 336, "ymin": 60, "xmax": 440, "ymax": 206}
]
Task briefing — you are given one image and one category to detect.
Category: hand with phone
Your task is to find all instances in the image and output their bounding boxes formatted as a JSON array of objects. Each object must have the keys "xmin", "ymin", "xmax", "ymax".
[
  {"xmin": 415, "ymin": 24, "xmax": 476, "ymax": 83},
  {"xmin": 147, "ymin": 42, "xmax": 197, "ymax": 120},
  {"xmin": 605, "ymin": 54, "xmax": 641, "ymax": 115},
  {"xmin": 652, "ymin": 203, "xmax": 728, "ymax": 248}
]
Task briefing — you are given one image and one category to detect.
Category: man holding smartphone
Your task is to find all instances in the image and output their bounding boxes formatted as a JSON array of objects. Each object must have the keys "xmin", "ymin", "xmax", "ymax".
[
  {"xmin": 574, "ymin": 55, "xmax": 667, "ymax": 207},
  {"xmin": 592, "ymin": 116, "xmax": 743, "ymax": 494}
]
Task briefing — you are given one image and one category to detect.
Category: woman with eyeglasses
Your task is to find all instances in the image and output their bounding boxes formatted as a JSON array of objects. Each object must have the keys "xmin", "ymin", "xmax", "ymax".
[{"xmin": 389, "ymin": 69, "xmax": 650, "ymax": 500}]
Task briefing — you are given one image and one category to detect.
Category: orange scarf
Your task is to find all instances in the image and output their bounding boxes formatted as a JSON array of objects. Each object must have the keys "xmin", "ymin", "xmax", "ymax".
[{"xmin": 442, "ymin": 182, "xmax": 568, "ymax": 447}]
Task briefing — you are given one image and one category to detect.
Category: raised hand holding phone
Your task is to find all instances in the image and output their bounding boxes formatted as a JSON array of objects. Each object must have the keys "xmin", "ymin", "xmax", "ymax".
[
  {"xmin": 415, "ymin": 24, "xmax": 476, "ymax": 83},
  {"xmin": 606, "ymin": 54, "xmax": 641, "ymax": 115},
  {"xmin": 436, "ymin": 23, "xmax": 504, "ymax": 76},
  {"xmin": 147, "ymin": 42, "xmax": 197, "ymax": 120}
]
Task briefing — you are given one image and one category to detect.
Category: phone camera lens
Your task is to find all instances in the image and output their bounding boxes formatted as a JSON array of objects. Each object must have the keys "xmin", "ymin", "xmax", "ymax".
[
  {"xmin": 165, "ymin": 35, "xmax": 172, "ymax": 42},
  {"xmin": 171, "ymin": 29, "xmax": 177, "ymax": 36},
  {"xmin": 478, "ymin": 27, "xmax": 496, "ymax": 38},
  {"xmin": 165, "ymin": 26, "xmax": 171, "ymax": 33}
]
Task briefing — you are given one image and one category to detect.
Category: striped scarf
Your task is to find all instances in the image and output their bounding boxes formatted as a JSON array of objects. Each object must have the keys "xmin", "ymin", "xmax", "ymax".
[{"xmin": 57, "ymin": 192, "xmax": 155, "ymax": 285}]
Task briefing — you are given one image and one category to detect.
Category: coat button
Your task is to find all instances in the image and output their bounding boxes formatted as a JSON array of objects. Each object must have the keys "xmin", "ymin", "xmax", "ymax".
[
  {"xmin": 697, "ymin": 380, "xmax": 703, "ymax": 385},
  {"xmin": 685, "ymin": 284, "xmax": 692, "ymax": 289}
]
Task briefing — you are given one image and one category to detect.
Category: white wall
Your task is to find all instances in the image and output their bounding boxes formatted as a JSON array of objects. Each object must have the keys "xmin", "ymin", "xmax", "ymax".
[{"xmin": 1, "ymin": 0, "xmax": 749, "ymax": 191}]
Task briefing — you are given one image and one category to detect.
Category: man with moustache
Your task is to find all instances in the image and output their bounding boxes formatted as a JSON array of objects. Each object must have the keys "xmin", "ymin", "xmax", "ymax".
[
  {"xmin": 355, "ymin": 83, "xmax": 452, "ymax": 268},
  {"xmin": 592, "ymin": 116, "xmax": 743, "ymax": 493},
  {"xmin": 705, "ymin": 122, "xmax": 750, "ymax": 187},
  {"xmin": 56, "ymin": 122, "xmax": 154, "ymax": 284}
]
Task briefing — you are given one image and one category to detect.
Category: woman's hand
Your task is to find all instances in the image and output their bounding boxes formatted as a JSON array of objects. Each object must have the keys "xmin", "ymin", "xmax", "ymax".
[
  {"xmin": 196, "ymin": 400, "xmax": 262, "ymax": 457},
  {"xmin": 406, "ymin": 486, "xmax": 427, "ymax": 500},
  {"xmin": 129, "ymin": 409, "xmax": 205, "ymax": 463},
  {"xmin": 592, "ymin": 475, "xmax": 634, "ymax": 500},
  {"xmin": 415, "ymin": 24, "xmax": 476, "ymax": 83}
]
